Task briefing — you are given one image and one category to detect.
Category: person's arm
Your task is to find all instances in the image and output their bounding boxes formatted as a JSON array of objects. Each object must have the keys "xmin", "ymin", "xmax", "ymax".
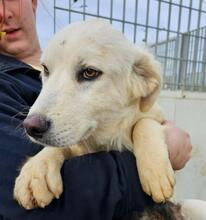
[
  {"xmin": 0, "ymin": 146, "xmax": 153, "ymax": 220},
  {"xmin": 0, "ymin": 112, "xmax": 191, "ymax": 220},
  {"xmin": 164, "ymin": 121, "xmax": 192, "ymax": 170},
  {"xmin": 0, "ymin": 55, "xmax": 153, "ymax": 220},
  {"xmin": 0, "ymin": 55, "xmax": 192, "ymax": 220}
]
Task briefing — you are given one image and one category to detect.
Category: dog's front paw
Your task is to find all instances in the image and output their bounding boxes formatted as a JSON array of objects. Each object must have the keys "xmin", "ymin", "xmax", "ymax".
[
  {"xmin": 14, "ymin": 148, "xmax": 65, "ymax": 209},
  {"xmin": 138, "ymin": 158, "xmax": 175, "ymax": 203}
]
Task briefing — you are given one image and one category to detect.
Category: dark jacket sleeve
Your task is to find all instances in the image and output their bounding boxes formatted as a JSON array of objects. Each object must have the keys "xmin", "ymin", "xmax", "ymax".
[
  {"xmin": 0, "ymin": 150, "xmax": 154, "ymax": 220},
  {"xmin": 0, "ymin": 56, "xmax": 153, "ymax": 220}
]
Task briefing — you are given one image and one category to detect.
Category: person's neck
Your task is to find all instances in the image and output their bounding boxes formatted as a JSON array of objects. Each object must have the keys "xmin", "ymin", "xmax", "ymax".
[
  {"xmin": 18, "ymin": 38, "xmax": 42, "ymax": 68},
  {"xmin": 20, "ymin": 49, "xmax": 42, "ymax": 68}
]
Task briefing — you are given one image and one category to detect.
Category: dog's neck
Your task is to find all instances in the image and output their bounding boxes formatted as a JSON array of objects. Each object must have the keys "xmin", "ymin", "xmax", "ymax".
[
  {"xmin": 81, "ymin": 104, "xmax": 141, "ymax": 152},
  {"xmin": 80, "ymin": 102, "xmax": 163, "ymax": 153}
]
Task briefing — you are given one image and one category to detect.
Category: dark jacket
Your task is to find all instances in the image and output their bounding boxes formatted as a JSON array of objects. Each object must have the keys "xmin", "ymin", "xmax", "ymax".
[{"xmin": 0, "ymin": 54, "xmax": 153, "ymax": 220}]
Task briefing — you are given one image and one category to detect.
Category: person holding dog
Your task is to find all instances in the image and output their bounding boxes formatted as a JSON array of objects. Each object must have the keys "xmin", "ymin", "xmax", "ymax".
[{"xmin": 0, "ymin": 0, "xmax": 192, "ymax": 219}]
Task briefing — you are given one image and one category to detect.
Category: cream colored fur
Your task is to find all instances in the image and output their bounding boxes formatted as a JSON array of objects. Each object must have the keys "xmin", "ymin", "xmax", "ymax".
[{"xmin": 14, "ymin": 19, "xmax": 175, "ymax": 209}]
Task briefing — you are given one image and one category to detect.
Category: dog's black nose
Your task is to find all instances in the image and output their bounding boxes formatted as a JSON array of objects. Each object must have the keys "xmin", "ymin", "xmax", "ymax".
[{"xmin": 23, "ymin": 115, "xmax": 50, "ymax": 138}]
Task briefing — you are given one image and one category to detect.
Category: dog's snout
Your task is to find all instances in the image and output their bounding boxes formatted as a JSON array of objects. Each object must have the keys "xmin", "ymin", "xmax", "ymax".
[{"xmin": 23, "ymin": 115, "xmax": 50, "ymax": 138}]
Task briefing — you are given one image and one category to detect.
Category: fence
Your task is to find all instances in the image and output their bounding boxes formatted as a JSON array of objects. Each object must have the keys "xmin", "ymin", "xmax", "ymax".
[{"xmin": 53, "ymin": 0, "xmax": 206, "ymax": 92}]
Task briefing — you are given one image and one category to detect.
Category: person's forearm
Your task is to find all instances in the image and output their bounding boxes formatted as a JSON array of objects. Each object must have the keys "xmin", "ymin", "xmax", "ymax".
[{"xmin": 164, "ymin": 121, "xmax": 192, "ymax": 170}]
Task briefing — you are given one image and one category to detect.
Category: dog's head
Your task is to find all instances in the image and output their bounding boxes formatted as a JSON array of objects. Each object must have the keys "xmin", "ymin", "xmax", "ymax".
[{"xmin": 24, "ymin": 19, "xmax": 162, "ymax": 147}]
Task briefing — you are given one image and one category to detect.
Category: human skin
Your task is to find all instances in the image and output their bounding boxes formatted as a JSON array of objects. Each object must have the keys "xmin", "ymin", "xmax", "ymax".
[
  {"xmin": 0, "ymin": 0, "xmax": 41, "ymax": 66},
  {"xmin": 0, "ymin": 0, "xmax": 192, "ymax": 170},
  {"xmin": 164, "ymin": 121, "xmax": 192, "ymax": 170}
]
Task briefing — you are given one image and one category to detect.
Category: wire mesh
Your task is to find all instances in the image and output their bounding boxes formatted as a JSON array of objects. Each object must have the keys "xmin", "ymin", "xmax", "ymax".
[{"xmin": 54, "ymin": 0, "xmax": 206, "ymax": 92}]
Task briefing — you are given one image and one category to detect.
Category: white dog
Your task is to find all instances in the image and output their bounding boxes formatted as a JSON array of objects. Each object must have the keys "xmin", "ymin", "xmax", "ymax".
[{"xmin": 13, "ymin": 20, "xmax": 206, "ymax": 219}]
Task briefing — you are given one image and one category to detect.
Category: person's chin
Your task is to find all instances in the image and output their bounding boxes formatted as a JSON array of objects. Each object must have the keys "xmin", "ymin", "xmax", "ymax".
[{"xmin": 1, "ymin": 41, "xmax": 29, "ymax": 57}]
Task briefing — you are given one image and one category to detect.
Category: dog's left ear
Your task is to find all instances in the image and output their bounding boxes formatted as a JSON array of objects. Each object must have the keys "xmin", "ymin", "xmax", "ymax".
[{"xmin": 132, "ymin": 49, "xmax": 162, "ymax": 112}]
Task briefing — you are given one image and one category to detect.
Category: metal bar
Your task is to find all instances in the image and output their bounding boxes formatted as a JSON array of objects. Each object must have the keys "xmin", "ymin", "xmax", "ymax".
[
  {"xmin": 110, "ymin": 0, "xmax": 113, "ymax": 24},
  {"xmin": 163, "ymin": 0, "xmax": 172, "ymax": 82},
  {"xmin": 174, "ymin": 0, "xmax": 182, "ymax": 90},
  {"xmin": 133, "ymin": 0, "xmax": 138, "ymax": 43},
  {"xmin": 162, "ymin": 82, "xmax": 205, "ymax": 90},
  {"xmin": 153, "ymin": 0, "xmax": 206, "ymax": 14},
  {"xmin": 68, "ymin": 0, "xmax": 71, "ymax": 23},
  {"xmin": 122, "ymin": 0, "xmax": 126, "ymax": 33},
  {"xmin": 54, "ymin": 6, "xmax": 206, "ymax": 40},
  {"xmin": 187, "ymin": 0, "xmax": 192, "ymax": 32},
  {"xmin": 196, "ymin": 33, "xmax": 201, "ymax": 91},
  {"xmin": 201, "ymin": 28, "xmax": 206, "ymax": 91},
  {"xmin": 182, "ymin": 0, "xmax": 192, "ymax": 91},
  {"xmin": 188, "ymin": 33, "xmax": 194, "ymax": 89},
  {"xmin": 191, "ymin": 0, "xmax": 203, "ymax": 91},
  {"xmin": 166, "ymin": 41, "xmax": 172, "ymax": 86},
  {"xmin": 54, "ymin": 6, "xmax": 206, "ymax": 41},
  {"xmin": 155, "ymin": 54, "xmax": 206, "ymax": 65},
  {"xmin": 53, "ymin": 0, "xmax": 206, "ymax": 92},
  {"xmin": 178, "ymin": 34, "xmax": 189, "ymax": 90},
  {"xmin": 152, "ymin": 36, "xmax": 180, "ymax": 47},
  {"xmin": 83, "ymin": 0, "xmax": 86, "ymax": 20},
  {"xmin": 145, "ymin": 0, "xmax": 150, "ymax": 43},
  {"xmin": 155, "ymin": 0, "xmax": 161, "ymax": 54},
  {"xmin": 187, "ymin": 29, "xmax": 192, "ymax": 89},
  {"xmin": 54, "ymin": 0, "xmax": 56, "ymax": 33},
  {"xmin": 197, "ymin": 28, "xmax": 203, "ymax": 90},
  {"xmin": 97, "ymin": 0, "xmax": 100, "ymax": 16}
]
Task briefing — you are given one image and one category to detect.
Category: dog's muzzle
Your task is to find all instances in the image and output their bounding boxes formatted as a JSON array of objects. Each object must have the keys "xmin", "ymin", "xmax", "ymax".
[{"xmin": 23, "ymin": 115, "xmax": 51, "ymax": 139}]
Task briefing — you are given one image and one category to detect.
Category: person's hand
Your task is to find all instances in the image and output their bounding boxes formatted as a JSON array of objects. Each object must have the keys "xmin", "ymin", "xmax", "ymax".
[{"xmin": 163, "ymin": 121, "xmax": 192, "ymax": 170}]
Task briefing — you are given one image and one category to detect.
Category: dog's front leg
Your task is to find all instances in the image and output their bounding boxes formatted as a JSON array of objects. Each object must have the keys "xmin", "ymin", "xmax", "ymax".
[
  {"xmin": 14, "ymin": 145, "xmax": 88, "ymax": 209},
  {"xmin": 132, "ymin": 118, "xmax": 175, "ymax": 203}
]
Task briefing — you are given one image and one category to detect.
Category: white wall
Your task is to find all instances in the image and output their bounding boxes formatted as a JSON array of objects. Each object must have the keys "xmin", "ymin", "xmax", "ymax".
[{"xmin": 158, "ymin": 91, "xmax": 206, "ymax": 201}]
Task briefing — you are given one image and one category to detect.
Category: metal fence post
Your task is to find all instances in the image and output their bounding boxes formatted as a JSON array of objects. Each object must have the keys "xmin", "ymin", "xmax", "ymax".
[
  {"xmin": 178, "ymin": 33, "xmax": 189, "ymax": 91},
  {"xmin": 201, "ymin": 29, "xmax": 206, "ymax": 91},
  {"xmin": 173, "ymin": 35, "xmax": 181, "ymax": 90},
  {"xmin": 191, "ymin": 30, "xmax": 199, "ymax": 91}
]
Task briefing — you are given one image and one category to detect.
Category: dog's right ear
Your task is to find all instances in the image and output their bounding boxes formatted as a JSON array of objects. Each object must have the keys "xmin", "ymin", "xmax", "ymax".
[{"xmin": 132, "ymin": 48, "xmax": 162, "ymax": 112}]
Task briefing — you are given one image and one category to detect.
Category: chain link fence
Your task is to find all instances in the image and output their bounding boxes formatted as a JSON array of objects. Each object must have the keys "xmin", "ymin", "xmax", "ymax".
[{"xmin": 54, "ymin": 0, "xmax": 206, "ymax": 92}]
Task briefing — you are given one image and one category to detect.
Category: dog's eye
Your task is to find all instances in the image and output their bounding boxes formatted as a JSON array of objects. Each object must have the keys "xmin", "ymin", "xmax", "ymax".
[
  {"xmin": 41, "ymin": 64, "xmax": 49, "ymax": 77},
  {"xmin": 77, "ymin": 68, "xmax": 102, "ymax": 82}
]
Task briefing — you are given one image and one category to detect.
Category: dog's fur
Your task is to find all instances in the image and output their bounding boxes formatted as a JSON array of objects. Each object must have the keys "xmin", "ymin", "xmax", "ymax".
[
  {"xmin": 125, "ymin": 202, "xmax": 184, "ymax": 220},
  {"xmin": 14, "ymin": 19, "xmax": 181, "ymax": 217}
]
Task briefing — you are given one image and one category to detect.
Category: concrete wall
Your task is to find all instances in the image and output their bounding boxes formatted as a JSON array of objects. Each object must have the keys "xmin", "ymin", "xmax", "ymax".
[{"xmin": 158, "ymin": 91, "xmax": 206, "ymax": 201}]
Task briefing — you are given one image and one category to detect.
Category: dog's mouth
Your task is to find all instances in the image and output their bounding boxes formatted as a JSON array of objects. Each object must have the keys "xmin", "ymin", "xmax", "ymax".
[{"xmin": 29, "ymin": 123, "xmax": 97, "ymax": 148}]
